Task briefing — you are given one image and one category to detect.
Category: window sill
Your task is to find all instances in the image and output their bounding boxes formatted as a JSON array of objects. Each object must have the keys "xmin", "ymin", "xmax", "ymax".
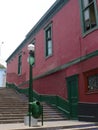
[
  {"xmin": 18, "ymin": 73, "xmax": 22, "ymax": 76},
  {"xmin": 45, "ymin": 54, "xmax": 53, "ymax": 59},
  {"xmin": 82, "ymin": 26, "xmax": 98, "ymax": 38},
  {"xmin": 86, "ymin": 90, "xmax": 98, "ymax": 95}
]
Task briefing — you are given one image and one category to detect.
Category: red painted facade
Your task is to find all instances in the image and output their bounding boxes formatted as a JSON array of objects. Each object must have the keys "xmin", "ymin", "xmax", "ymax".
[{"xmin": 6, "ymin": 0, "xmax": 98, "ymax": 120}]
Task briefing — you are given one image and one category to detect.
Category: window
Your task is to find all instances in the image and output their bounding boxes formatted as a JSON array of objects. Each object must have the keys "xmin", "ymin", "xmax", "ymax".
[
  {"xmin": 45, "ymin": 25, "xmax": 52, "ymax": 57},
  {"xmin": 80, "ymin": 0, "xmax": 98, "ymax": 34},
  {"xmin": 18, "ymin": 54, "xmax": 22, "ymax": 75},
  {"xmin": 84, "ymin": 69, "xmax": 98, "ymax": 92},
  {"xmin": 88, "ymin": 74, "xmax": 98, "ymax": 90}
]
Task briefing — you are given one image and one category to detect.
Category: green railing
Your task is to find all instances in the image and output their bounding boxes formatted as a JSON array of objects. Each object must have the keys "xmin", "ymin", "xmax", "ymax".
[{"xmin": 6, "ymin": 82, "xmax": 70, "ymax": 118}]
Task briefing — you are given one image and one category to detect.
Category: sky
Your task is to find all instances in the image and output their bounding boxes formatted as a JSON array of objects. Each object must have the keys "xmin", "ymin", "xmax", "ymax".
[{"xmin": 0, "ymin": 0, "xmax": 56, "ymax": 66}]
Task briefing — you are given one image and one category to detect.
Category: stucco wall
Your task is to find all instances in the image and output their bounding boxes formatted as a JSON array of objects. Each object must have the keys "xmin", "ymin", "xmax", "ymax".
[{"xmin": 6, "ymin": 0, "xmax": 98, "ymax": 101}]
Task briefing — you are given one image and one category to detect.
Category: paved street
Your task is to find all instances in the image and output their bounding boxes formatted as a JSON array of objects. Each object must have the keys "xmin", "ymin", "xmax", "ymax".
[{"xmin": 0, "ymin": 120, "xmax": 97, "ymax": 130}]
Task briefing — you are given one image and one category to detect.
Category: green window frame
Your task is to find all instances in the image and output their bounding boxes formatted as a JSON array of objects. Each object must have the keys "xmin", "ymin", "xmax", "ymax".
[
  {"xmin": 18, "ymin": 54, "xmax": 22, "ymax": 75},
  {"xmin": 79, "ymin": 0, "xmax": 98, "ymax": 35},
  {"xmin": 45, "ymin": 24, "xmax": 53, "ymax": 57}
]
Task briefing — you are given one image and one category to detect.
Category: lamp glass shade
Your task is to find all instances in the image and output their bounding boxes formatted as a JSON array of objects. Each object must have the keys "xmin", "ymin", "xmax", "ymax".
[
  {"xmin": 29, "ymin": 56, "xmax": 34, "ymax": 65},
  {"xmin": 28, "ymin": 44, "xmax": 35, "ymax": 52}
]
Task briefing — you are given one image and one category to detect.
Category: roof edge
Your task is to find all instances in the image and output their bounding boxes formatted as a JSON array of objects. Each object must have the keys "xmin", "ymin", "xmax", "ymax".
[{"xmin": 6, "ymin": 0, "xmax": 69, "ymax": 63}]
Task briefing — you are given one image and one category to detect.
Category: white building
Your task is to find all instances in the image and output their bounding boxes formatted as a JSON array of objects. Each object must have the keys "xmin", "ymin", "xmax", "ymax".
[{"xmin": 0, "ymin": 64, "xmax": 6, "ymax": 87}]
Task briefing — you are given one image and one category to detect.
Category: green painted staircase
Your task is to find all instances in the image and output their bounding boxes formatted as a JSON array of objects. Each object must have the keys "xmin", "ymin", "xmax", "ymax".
[
  {"xmin": 41, "ymin": 102, "xmax": 67, "ymax": 121},
  {"xmin": 0, "ymin": 88, "xmax": 67, "ymax": 123}
]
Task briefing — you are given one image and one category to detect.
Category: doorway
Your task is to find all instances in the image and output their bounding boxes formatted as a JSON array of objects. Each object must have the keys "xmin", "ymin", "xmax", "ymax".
[{"xmin": 66, "ymin": 75, "xmax": 78, "ymax": 119}]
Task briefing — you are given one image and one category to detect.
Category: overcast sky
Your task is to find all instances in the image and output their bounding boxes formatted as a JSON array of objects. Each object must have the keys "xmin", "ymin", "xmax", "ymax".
[{"xmin": 0, "ymin": 0, "xmax": 56, "ymax": 66}]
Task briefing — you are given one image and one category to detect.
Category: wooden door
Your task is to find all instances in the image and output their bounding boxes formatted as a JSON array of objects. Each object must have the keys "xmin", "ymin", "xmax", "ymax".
[{"xmin": 67, "ymin": 75, "xmax": 78, "ymax": 119}]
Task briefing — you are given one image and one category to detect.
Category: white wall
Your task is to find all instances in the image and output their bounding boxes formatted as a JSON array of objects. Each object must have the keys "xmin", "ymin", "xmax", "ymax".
[{"xmin": 0, "ymin": 69, "xmax": 6, "ymax": 87}]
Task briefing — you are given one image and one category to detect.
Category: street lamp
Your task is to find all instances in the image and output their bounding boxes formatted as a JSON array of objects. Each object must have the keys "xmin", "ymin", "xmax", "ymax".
[{"xmin": 27, "ymin": 44, "xmax": 35, "ymax": 127}]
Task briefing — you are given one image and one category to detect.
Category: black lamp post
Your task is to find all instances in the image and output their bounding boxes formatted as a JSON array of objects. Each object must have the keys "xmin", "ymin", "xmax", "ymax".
[{"xmin": 27, "ymin": 44, "xmax": 35, "ymax": 127}]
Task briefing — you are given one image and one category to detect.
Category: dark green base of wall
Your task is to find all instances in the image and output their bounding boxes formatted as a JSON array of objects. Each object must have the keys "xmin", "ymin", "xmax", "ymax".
[
  {"xmin": 6, "ymin": 82, "xmax": 70, "ymax": 119},
  {"xmin": 78, "ymin": 102, "xmax": 98, "ymax": 122}
]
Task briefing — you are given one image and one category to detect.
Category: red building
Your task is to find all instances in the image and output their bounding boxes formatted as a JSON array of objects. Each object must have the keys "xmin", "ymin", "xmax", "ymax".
[{"xmin": 6, "ymin": 0, "xmax": 98, "ymax": 122}]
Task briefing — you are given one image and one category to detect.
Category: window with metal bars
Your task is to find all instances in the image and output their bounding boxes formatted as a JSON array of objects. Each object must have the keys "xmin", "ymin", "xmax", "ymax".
[
  {"xmin": 88, "ymin": 74, "xmax": 98, "ymax": 91},
  {"xmin": 84, "ymin": 69, "xmax": 98, "ymax": 92}
]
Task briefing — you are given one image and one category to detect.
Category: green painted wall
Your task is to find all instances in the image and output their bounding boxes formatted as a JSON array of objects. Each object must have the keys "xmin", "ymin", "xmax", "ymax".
[{"xmin": 6, "ymin": 82, "xmax": 70, "ymax": 118}]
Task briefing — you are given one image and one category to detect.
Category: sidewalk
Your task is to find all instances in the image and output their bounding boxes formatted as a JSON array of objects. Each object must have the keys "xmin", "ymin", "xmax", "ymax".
[{"xmin": 0, "ymin": 120, "xmax": 97, "ymax": 130}]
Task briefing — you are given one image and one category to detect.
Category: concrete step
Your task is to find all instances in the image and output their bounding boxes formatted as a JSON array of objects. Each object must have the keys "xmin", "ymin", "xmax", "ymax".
[
  {"xmin": 0, "ymin": 88, "xmax": 67, "ymax": 123},
  {"xmin": 0, "ymin": 119, "xmax": 24, "ymax": 124},
  {"xmin": 0, "ymin": 113, "xmax": 26, "ymax": 117},
  {"xmin": 0, "ymin": 88, "xmax": 28, "ymax": 123},
  {"xmin": 0, "ymin": 111, "xmax": 28, "ymax": 114},
  {"xmin": 59, "ymin": 123, "xmax": 98, "ymax": 130},
  {"xmin": 0, "ymin": 107, "xmax": 28, "ymax": 109},
  {"xmin": 0, "ymin": 116, "xmax": 24, "ymax": 120}
]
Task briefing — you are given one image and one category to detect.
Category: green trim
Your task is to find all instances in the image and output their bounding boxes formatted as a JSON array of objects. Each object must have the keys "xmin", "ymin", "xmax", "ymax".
[
  {"xmin": 45, "ymin": 23, "xmax": 53, "ymax": 58},
  {"xmin": 79, "ymin": 0, "xmax": 84, "ymax": 34},
  {"xmin": 66, "ymin": 75, "xmax": 79, "ymax": 119},
  {"xmin": 26, "ymin": 0, "xmax": 69, "ymax": 39},
  {"xmin": 7, "ymin": 50, "xmax": 98, "ymax": 89},
  {"xmin": 18, "ymin": 54, "xmax": 22, "ymax": 75},
  {"xmin": 79, "ymin": 0, "xmax": 98, "ymax": 36},
  {"xmin": 6, "ymin": 50, "xmax": 98, "ymax": 119},
  {"xmin": 6, "ymin": 82, "xmax": 70, "ymax": 118},
  {"xmin": 6, "ymin": 0, "xmax": 69, "ymax": 63},
  {"xmin": 6, "ymin": 83, "xmax": 29, "ymax": 95},
  {"xmin": 34, "ymin": 50, "xmax": 98, "ymax": 80}
]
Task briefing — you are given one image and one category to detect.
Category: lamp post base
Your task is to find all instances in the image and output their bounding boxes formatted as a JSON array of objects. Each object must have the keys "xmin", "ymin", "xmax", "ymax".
[{"xmin": 24, "ymin": 116, "xmax": 38, "ymax": 126}]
